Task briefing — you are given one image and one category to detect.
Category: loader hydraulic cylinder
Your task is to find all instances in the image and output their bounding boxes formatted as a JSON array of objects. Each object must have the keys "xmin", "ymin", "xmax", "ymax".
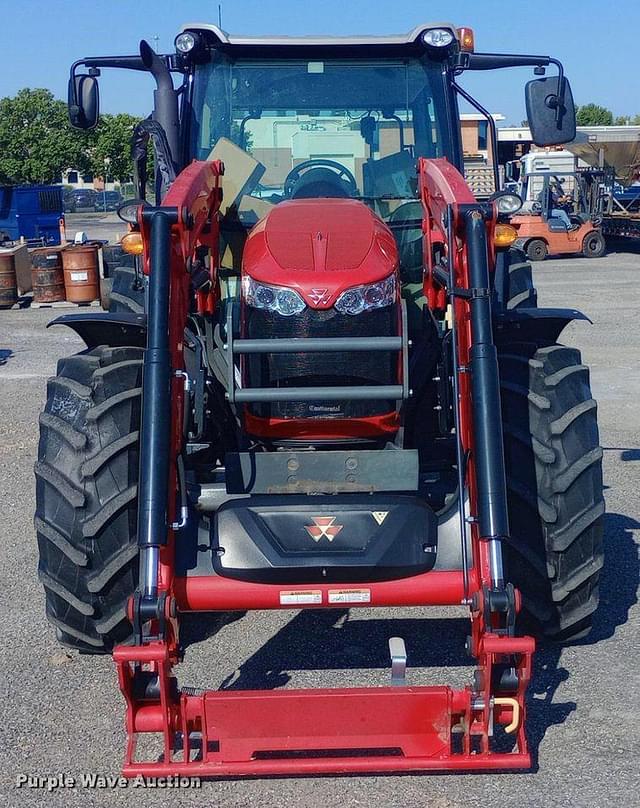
[
  {"xmin": 136, "ymin": 209, "xmax": 177, "ymax": 598},
  {"xmin": 465, "ymin": 208, "xmax": 509, "ymax": 588}
]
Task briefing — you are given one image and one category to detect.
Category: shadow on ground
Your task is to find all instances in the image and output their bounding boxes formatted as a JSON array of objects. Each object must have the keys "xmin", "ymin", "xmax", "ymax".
[{"xmin": 526, "ymin": 511, "xmax": 639, "ymax": 764}]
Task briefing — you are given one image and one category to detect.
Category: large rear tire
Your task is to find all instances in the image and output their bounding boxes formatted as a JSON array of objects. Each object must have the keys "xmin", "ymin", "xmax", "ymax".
[
  {"xmin": 35, "ymin": 346, "xmax": 142, "ymax": 652},
  {"xmin": 498, "ymin": 341, "xmax": 604, "ymax": 642},
  {"xmin": 109, "ymin": 265, "xmax": 145, "ymax": 314},
  {"xmin": 494, "ymin": 247, "xmax": 538, "ymax": 310}
]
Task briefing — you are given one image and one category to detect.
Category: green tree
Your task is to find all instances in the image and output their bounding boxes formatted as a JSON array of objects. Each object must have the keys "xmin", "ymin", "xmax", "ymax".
[
  {"xmin": 90, "ymin": 113, "xmax": 141, "ymax": 183},
  {"xmin": 615, "ymin": 113, "xmax": 640, "ymax": 126},
  {"xmin": 576, "ymin": 103, "xmax": 613, "ymax": 126},
  {"xmin": 0, "ymin": 88, "xmax": 90, "ymax": 184}
]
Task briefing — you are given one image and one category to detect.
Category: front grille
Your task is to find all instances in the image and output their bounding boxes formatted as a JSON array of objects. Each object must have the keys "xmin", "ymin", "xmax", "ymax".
[{"xmin": 244, "ymin": 304, "xmax": 399, "ymax": 421}]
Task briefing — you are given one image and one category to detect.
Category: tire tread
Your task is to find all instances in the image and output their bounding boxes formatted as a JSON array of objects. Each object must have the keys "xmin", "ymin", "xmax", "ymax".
[{"xmin": 35, "ymin": 345, "xmax": 141, "ymax": 652}]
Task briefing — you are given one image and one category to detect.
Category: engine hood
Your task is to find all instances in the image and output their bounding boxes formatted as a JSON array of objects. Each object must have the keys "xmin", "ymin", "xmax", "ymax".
[{"xmin": 242, "ymin": 199, "xmax": 398, "ymax": 309}]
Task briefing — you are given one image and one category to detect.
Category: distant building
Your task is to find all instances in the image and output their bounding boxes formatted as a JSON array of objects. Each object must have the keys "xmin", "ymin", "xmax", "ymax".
[
  {"xmin": 461, "ymin": 113, "xmax": 505, "ymax": 164},
  {"xmin": 61, "ymin": 169, "xmax": 119, "ymax": 191}
]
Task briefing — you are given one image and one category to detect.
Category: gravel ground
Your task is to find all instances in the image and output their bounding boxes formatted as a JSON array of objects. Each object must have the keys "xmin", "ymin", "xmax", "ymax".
[
  {"xmin": 1, "ymin": 246, "xmax": 638, "ymax": 808},
  {"xmin": 64, "ymin": 212, "xmax": 126, "ymax": 245}
]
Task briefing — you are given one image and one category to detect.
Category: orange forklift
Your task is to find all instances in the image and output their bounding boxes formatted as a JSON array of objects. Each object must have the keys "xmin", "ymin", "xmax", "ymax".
[{"xmin": 510, "ymin": 170, "xmax": 606, "ymax": 260}]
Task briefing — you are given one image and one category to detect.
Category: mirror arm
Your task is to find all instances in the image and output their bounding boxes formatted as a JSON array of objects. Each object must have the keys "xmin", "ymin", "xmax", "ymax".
[
  {"xmin": 455, "ymin": 52, "xmax": 569, "ymax": 128},
  {"xmin": 68, "ymin": 56, "xmax": 152, "ymax": 119},
  {"xmin": 456, "ymin": 52, "xmax": 552, "ymax": 71},
  {"xmin": 547, "ymin": 58, "xmax": 566, "ymax": 124},
  {"xmin": 451, "ymin": 80, "xmax": 500, "ymax": 195}
]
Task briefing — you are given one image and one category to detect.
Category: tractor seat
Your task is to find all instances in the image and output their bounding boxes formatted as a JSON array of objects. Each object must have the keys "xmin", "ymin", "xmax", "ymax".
[
  {"xmin": 388, "ymin": 202, "xmax": 423, "ymax": 283},
  {"xmin": 388, "ymin": 202, "xmax": 425, "ymax": 332}
]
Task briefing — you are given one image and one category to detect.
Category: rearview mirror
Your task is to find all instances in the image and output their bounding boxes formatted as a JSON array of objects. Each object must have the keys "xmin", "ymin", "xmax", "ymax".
[
  {"xmin": 68, "ymin": 74, "xmax": 99, "ymax": 130},
  {"xmin": 525, "ymin": 76, "xmax": 576, "ymax": 146}
]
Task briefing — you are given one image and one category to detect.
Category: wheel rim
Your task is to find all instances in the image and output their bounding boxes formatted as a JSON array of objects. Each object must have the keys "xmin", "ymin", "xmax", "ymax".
[
  {"xmin": 586, "ymin": 235, "xmax": 601, "ymax": 254},
  {"xmin": 530, "ymin": 242, "xmax": 545, "ymax": 259}
]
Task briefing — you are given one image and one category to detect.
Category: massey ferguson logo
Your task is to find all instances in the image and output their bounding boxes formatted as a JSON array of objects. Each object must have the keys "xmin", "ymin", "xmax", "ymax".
[
  {"xmin": 304, "ymin": 516, "xmax": 343, "ymax": 542},
  {"xmin": 308, "ymin": 288, "xmax": 330, "ymax": 306}
]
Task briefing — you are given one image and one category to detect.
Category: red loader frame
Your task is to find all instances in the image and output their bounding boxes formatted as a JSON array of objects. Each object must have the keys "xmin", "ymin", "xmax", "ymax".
[{"xmin": 115, "ymin": 155, "xmax": 534, "ymax": 777}]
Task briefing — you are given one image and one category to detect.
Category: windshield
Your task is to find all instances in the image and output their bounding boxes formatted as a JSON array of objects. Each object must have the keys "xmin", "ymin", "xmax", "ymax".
[{"xmin": 189, "ymin": 55, "xmax": 452, "ymax": 212}]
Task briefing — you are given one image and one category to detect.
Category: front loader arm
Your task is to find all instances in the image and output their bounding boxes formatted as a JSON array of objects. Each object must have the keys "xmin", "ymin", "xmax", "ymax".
[
  {"xmin": 110, "ymin": 157, "xmax": 535, "ymax": 777},
  {"xmin": 418, "ymin": 157, "xmax": 533, "ymax": 747},
  {"xmin": 132, "ymin": 159, "xmax": 223, "ymax": 644}
]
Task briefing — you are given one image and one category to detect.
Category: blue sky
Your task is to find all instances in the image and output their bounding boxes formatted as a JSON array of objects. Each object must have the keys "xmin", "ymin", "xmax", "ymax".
[{"xmin": 1, "ymin": 0, "xmax": 636, "ymax": 124}]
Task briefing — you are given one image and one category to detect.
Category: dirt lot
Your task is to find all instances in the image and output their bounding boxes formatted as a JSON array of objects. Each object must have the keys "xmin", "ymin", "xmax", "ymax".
[{"xmin": 1, "ymin": 247, "xmax": 639, "ymax": 807}]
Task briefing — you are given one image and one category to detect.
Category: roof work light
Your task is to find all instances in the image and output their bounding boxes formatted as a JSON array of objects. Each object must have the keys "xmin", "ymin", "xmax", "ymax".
[
  {"xmin": 422, "ymin": 28, "xmax": 455, "ymax": 48},
  {"xmin": 175, "ymin": 32, "xmax": 198, "ymax": 53}
]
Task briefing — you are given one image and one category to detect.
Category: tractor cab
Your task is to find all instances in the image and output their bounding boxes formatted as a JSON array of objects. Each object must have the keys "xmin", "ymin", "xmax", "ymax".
[
  {"xmin": 178, "ymin": 29, "xmax": 464, "ymax": 442},
  {"xmin": 185, "ymin": 41, "xmax": 446, "ymax": 333}
]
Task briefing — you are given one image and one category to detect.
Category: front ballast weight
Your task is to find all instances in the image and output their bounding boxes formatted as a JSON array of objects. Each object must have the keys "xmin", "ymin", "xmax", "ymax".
[{"xmin": 111, "ymin": 159, "xmax": 534, "ymax": 777}]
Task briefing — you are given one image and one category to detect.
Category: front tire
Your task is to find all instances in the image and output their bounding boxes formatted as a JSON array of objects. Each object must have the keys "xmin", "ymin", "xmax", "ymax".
[
  {"xmin": 526, "ymin": 239, "xmax": 548, "ymax": 262},
  {"xmin": 582, "ymin": 230, "xmax": 606, "ymax": 258},
  {"xmin": 498, "ymin": 342, "xmax": 604, "ymax": 641},
  {"xmin": 35, "ymin": 346, "xmax": 142, "ymax": 652}
]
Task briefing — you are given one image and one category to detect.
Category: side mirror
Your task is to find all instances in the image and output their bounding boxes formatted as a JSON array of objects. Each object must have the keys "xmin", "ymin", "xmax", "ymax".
[
  {"xmin": 68, "ymin": 74, "xmax": 99, "ymax": 130},
  {"xmin": 525, "ymin": 76, "xmax": 576, "ymax": 146}
]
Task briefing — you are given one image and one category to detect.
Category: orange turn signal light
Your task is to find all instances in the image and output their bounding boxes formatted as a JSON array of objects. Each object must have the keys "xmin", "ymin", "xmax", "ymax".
[
  {"xmin": 494, "ymin": 224, "xmax": 518, "ymax": 248},
  {"xmin": 121, "ymin": 232, "xmax": 144, "ymax": 255},
  {"xmin": 457, "ymin": 27, "xmax": 475, "ymax": 52}
]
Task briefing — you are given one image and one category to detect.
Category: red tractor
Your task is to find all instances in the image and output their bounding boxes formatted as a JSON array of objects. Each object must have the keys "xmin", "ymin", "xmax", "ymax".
[{"xmin": 35, "ymin": 24, "xmax": 603, "ymax": 776}]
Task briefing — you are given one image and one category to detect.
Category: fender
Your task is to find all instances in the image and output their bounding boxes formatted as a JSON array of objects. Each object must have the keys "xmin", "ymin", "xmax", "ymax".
[
  {"xmin": 494, "ymin": 306, "xmax": 591, "ymax": 344},
  {"xmin": 47, "ymin": 312, "xmax": 147, "ymax": 349}
]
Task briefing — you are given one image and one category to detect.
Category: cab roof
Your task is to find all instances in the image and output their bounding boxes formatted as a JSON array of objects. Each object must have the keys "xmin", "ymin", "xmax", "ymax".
[{"xmin": 178, "ymin": 23, "xmax": 458, "ymax": 48}]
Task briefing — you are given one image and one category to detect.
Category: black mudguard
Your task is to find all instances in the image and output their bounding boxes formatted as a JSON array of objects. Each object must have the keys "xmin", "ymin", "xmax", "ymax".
[
  {"xmin": 48, "ymin": 312, "xmax": 147, "ymax": 349},
  {"xmin": 494, "ymin": 307, "xmax": 591, "ymax": 344}
]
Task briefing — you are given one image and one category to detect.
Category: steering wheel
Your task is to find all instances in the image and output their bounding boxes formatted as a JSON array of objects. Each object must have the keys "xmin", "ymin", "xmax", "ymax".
[{"xmin": 283, "ymin": 159, "xmax": 358, "ymax": 199}]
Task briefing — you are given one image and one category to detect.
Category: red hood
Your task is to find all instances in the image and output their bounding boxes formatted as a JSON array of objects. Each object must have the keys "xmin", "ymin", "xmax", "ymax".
[{"xmin": 242, "ymin": 199, "xmax": 398, "ymax": 309}]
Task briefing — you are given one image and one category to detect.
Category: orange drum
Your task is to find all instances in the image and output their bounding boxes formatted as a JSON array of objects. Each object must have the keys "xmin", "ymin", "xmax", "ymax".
[{"xmin": 61, "ymin": 245, "xmax": 99, "ymax": 303}]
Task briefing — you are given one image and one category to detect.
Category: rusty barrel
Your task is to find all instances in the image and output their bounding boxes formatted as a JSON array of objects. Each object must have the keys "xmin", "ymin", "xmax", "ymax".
[
  {"xmin": 31, "ymin": 248, "xmax": 65, "ymax": 303},
  {"xmin": 0, "ymin": 252, "xmax": 18, "ymax": 309},
  {"xmin": 61, "ymin": 245, "xmax": 99, "ymax": 303}
]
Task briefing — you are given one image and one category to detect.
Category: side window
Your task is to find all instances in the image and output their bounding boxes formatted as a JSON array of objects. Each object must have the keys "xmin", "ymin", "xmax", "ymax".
[{"xmin": 478, "ymin": 121, "xmax": 488, "ymax": 152}]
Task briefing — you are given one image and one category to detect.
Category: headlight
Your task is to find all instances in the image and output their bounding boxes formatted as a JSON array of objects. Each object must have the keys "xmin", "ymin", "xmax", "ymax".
[
  {"xmin": 492, "ymin": 192, "xmax": 523, "ymax": 215},
  {"xmin": 335, "ymin": 275, "xmax": 396, "ymax": 316},
  {"xmin": 422, "ymin": 28, "xmax": 455, "ymax": 48},
  {"xmin": 175, "ymin": 32, "xmax": 197, "ymax": 53},
  {"xmin": 117, "ymin": 198, "xmax": 146, "ymax": 224},
  {"xmin": 242, "ymin": 276, "xmax": 306, "ymax": 317}
]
